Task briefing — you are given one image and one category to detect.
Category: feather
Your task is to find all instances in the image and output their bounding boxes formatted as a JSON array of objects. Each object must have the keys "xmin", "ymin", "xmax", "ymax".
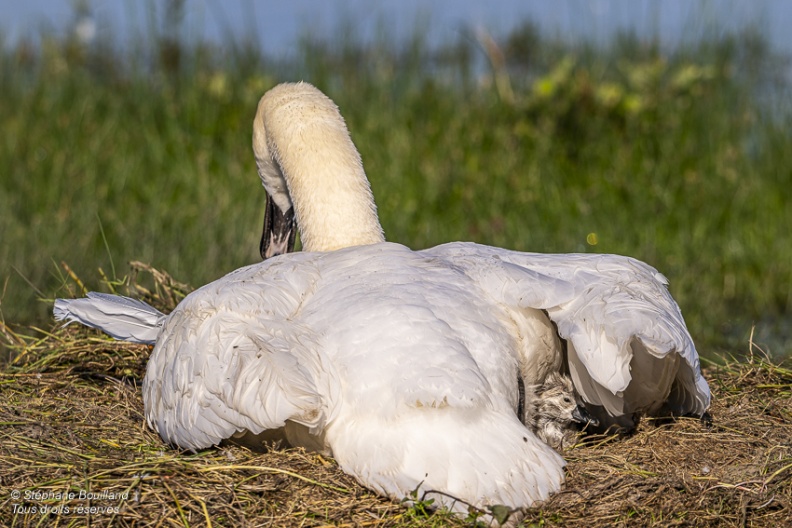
[
  {"xmin": 426, "ymin": 242, "xmax": 711, "ymax": 429},
  {"xmin": 53, "ymin": 292, "xmax": 165, "ymax": 344}
]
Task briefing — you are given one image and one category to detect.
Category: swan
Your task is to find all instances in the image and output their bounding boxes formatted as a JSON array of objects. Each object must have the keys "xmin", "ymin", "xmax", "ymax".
[
  {"xmin": 55, "ymin": 81, "xmax": 710, "ymax": 518},
  {"xmin": 524, "ymin": 371, "xmax": 594, "ymax": 451}
]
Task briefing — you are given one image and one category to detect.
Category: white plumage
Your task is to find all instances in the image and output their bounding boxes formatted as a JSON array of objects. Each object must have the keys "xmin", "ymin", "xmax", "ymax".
[
  {"xmin": 432, "ymin": 243, "xmax": 710, "ymax": 430},
  {"xmin": 54, "ymin": 292, "xmax": 164, "ymax": 344},
  {"xmin": 54, "ymin": 82, "xmax": 710, "ymax": 517},
  {"xmin": 142, "ymin": 244, "xmax": 567, "ymax": 510}
]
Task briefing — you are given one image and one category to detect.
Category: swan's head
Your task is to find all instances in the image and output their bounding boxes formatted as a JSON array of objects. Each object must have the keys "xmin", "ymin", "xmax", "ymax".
[
  {"xmin": 253, "ymin": 82, "xmax": 385, "ymax": 258},
  {"xmin": 526, "ymin": 371, "xmax": 598, "ymax": 450}
]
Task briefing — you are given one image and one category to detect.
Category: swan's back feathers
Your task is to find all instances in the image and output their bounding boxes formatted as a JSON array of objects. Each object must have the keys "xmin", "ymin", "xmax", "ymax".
[
  {"xmin": 426, "ymin": 242, "xmax": 710, "ymax": 426},
  {"xmin": 53, "ymin": 292, "xmax": 165, "ymax": 344},
  {"xmin": 289, "ymin": 244, "xmax": 564, "ymax": 512}
]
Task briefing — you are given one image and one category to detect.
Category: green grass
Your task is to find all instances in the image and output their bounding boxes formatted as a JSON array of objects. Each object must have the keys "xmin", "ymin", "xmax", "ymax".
[{"xmin": 1, "ymin": 18, "xmax": 791, "ymax": 358}]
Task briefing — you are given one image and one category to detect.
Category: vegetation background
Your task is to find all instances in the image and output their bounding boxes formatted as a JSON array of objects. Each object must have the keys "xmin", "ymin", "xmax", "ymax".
[{"xmin": 1, "ymin": 2, "xmax": 791, "ymax": 358}]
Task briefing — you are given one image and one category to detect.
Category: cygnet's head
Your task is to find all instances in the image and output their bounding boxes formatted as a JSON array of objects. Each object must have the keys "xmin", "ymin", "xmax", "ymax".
[{"xmin": 526, "ymin": 371, "xmax": 598, "ymax": 451}]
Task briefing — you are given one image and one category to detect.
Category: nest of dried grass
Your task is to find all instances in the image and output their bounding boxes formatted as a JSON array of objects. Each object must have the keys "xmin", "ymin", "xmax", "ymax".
[{"xmin": 1, "ymin": 266, "xmax": 790, "ymax": 527}]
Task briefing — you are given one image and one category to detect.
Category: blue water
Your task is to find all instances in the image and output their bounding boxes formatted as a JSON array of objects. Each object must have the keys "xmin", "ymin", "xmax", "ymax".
[{"xmin": 3, "ymin": 0, "xmax": 792, "ymax": 58}]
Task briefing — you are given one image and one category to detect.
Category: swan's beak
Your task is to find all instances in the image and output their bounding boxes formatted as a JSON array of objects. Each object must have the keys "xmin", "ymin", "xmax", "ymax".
[
  {"xmin": 571, "ymin": 405, "xmax": 599, "ymax": 427},
  {"xmin": 260, "ymin": 193, "xmax": 296, "ymax": 259}
]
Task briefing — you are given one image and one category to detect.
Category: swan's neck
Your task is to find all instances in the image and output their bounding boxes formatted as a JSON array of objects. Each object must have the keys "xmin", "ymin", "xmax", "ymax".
[{"xmin": 253, "ymin": 83, "xmax": 385, "ymax": 252}]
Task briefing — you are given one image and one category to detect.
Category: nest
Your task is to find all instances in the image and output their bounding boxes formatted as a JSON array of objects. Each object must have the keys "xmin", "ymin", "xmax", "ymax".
[{"xmin": 1, "ymin": 268, "xmax": 790, "ymax": 527}]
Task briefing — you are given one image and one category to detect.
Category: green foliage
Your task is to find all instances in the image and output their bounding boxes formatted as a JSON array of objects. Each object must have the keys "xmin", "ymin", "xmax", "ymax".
[
  {"xmin": 401, "ymin": 487, "xmax": 436, "ymax": 519},
  {"xmin": 1, "ymin": 14, "xmax": 790, "ymax": 357}
]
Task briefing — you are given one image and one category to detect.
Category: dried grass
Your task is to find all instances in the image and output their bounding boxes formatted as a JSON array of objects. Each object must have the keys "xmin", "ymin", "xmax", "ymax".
[{"xmin": 1, "ymin": 268, "xmax": 790, "ymax": 527}]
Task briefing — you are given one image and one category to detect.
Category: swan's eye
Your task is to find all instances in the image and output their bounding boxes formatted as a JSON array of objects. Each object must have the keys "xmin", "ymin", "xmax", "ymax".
[{"xmin": 562, "ymin": 397, "xmax": 572, "ymax": 404}]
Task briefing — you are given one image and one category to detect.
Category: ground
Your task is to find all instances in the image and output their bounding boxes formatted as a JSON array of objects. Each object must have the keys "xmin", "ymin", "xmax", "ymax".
[{"xmin": 1, "ymin": 293, "xmax": 790, "ymax": 527}]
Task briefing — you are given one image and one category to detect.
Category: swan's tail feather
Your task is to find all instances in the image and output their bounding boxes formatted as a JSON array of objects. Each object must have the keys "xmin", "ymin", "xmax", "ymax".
[
  {"xmin": 54, "ymin": 292, "xmax": 165, "ymax": 344},
  {"xmin": 328, "ymin": 408, "xmax": 564, "ymax": 521}
]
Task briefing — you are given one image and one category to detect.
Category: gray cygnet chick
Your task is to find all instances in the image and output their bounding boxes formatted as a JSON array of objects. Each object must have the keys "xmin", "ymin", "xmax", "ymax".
[{"xmin": 524, "ymin": 372, "xmax": 598, "ymax": 450}]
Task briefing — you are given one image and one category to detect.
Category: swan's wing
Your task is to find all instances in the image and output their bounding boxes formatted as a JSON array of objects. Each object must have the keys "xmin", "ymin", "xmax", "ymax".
[
  {"xmin": 54, "ymin": 292, "xmax": 165, "ymax": 344},
  {"xmin": 426, "ymin": 242, "xmax": 710, "ymax": 425},
  {"xmin": 143, "ymin": 256, "xmax": 336, "ymax": 452}
]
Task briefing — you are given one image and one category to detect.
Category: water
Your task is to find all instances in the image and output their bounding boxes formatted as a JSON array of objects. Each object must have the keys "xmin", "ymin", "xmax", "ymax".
[{"xmin": 3, "ymin": 0, "xmax": 792, "ymax": 60}]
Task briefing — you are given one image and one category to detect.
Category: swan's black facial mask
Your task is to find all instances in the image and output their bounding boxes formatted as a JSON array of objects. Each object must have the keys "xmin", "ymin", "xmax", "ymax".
[{"xmin": 260, "ymin": 193, "xmax": 296, "ymax": 259}]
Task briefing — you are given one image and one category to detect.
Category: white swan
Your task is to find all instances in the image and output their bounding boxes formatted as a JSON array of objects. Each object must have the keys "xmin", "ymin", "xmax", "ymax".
[{"xmin": 55, "ymin": 82, "xmax": 710, "ymax": 517}]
